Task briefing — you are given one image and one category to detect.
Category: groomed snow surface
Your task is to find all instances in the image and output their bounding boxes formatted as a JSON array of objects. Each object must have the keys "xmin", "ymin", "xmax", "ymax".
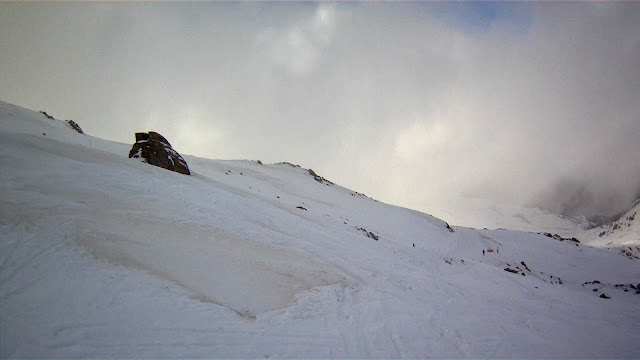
[{"xmin": 1, "ymin": 101, "xmax": 638, "ymax": 358}]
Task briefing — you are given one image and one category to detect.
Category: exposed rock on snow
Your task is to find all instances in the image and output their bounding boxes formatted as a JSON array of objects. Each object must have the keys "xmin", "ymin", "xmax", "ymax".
[
  {"xmin": 309, "ymin": 168, "xmax": 333, "ymax": 186},
  {"xmin": 39, "ymin": 110, "xmax": 54, "ymax": 119},
  {"xmin": 65, "ymin": 120, "xmax": 84, "ymax": 134},
  {"xmin": 355, "ymin": 226, "xmax": 379, "ymax": 240},
  {"xmin": 128, "ymin": 132, "xmax": 190, "ymax": 175},
  {"xmin": 582, "ymin": 280, "xmax": 639, "ymax": 297},
  {"xmin": 276, "ymin": 161, "xmax": 301, "ymax": 168},
  {"xmin": 541, "ymin": 232, "xmax": 580, "ymax": 244},
  {"xmin": 619, "ymin": 247, "xmax": 640, "ymax": 259},
  {"xmin": 445, "ymin": 222, "xmax": 454, "ymax": 232}
]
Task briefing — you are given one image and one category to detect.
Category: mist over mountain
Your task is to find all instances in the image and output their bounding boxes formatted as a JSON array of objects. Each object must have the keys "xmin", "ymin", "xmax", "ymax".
[{"xmin": 533, "ymin": 177, "xmax": 640, "ymax": 226}]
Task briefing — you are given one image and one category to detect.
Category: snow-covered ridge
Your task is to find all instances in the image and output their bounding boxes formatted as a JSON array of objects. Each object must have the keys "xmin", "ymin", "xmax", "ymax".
[
  {"xmin": 1, "ymin": 100, "xmax": 638, "ymax": 358},
  {"xmin": 580, "ymin": 200, "xmax": 640, "ymax": 258}
]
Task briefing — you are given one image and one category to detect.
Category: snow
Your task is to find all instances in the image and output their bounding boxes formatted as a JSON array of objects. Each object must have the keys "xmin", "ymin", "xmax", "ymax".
[
  {"xmin": 579, "ymin": 201, "xmax": 640, "ymax": 259},
  {"xmin": 1, "ymin": 100, "xmax": 639, "ymax": 358},
  {"xmin": 424, "ymin": 195, "xmax": 587, "ymax": 236}
]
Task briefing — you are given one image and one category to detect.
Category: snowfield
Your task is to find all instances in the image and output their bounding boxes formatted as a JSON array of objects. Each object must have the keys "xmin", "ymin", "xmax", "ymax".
[
  {"xmin": 423, "ymin": 195, "xmax": 587, "ymax": 237},
  {"xmin": 1, "ymin": 100, "xmax": 639, "ymax": 358},
  {"xmin": 580, "ymin": 201, "xmax": 640, "ymax": 258}
]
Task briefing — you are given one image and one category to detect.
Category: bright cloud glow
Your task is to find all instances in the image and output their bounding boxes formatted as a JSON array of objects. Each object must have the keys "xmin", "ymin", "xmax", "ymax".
[
  {"xmin": 269, "ymin": 4, "xmax": 336, "ymax": 75},
  {"xmin": 394, "ymin": 120, "xmax": 449, "ymax": 161}
]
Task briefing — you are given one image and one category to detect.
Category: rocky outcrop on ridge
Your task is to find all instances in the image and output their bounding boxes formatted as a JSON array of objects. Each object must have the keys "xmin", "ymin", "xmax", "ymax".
[
  {"xmin": 308, "ymin": 168, "xmax": 334, "ymax": 186},
  {"xmin": 65, "ymin": 120, "xmax": 84, "ymax": 134},
  {"xmin": 39, "ymin": 111, "xmax": 54, "ymax": 120},
  {"xmin": 128, "ymin": 132, "xmax": 190, "ymax": 175}
]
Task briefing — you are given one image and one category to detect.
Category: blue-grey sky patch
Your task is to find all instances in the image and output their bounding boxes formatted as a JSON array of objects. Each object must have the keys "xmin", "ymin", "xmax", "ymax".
[{"xmin": 416, "ymin": 1, "xmax": 534, "ymax": 34}]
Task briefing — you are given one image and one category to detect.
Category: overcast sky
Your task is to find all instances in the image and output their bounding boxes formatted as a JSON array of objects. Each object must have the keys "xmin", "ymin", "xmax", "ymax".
[{"xmin": 1, "ymin": 2, "xmax": 639, "ymax": 223}]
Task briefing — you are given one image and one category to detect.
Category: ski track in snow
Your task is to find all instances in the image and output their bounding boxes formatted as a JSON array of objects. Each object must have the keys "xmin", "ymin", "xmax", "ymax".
[{"xmin": 1, "ymin": 100, "xmax": 639, "ymax": 358}]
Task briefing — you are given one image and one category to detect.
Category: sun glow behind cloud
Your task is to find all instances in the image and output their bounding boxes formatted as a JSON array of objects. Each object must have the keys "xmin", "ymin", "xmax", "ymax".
[{"xmin": 394, "ymin": 120, "xmax": 449, "ymax": 162}]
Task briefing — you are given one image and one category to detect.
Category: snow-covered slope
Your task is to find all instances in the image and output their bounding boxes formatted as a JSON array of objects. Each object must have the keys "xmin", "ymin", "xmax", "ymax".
[
  {"xmin": 1, "ymin": 100, "xmax": 638, "ymax": 358},
  {"xmin": 580, "ymin": 200, "xmax": 640, "ymax": 259},
  {"xmin": 424, "ymin": 196, "xmax": 587, "ymax": 236}
]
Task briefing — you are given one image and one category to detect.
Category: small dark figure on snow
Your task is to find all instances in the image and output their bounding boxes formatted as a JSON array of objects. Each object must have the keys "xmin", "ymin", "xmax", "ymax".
[
  {"xmin": 483, "ymin": 249, "xmax": 485, "ymax": 256},
  {"xmin": 412, "ymin": 243, "xmax": 415, "ymax": 248}
]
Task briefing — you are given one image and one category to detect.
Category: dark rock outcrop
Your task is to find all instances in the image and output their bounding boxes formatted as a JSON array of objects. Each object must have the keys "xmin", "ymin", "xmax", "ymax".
[
  {"xmin": 356, "ymin": 226, "xmax": 379, "ymax": 241},
  {"xmin": 128, "ymin": 132, "xmax": 190, "ymax": 175},
  {"xmin": 65, "ymin": 120, "xmax": 84, "ymax": 134},
  {"xmin": 277, "ymin": 162, "xmax": 301, "ymax": 168},
  {"xmin": 308, "ymin": 168, "xmax": 334, "ymax": 186},
  {"xmin": 542, "ymin": 232, "xmax": 580, "ymax": 244},
  {"xmin": 40, "ymin": 111, "xmax": 54, "ymax": 120},
  {"xmin": 445, "ymin": 222, "xmax": 454, "ymax": 233},
  {"xmin": 584, "ymin": 281, "xmax": 639, "ymax": 295}
]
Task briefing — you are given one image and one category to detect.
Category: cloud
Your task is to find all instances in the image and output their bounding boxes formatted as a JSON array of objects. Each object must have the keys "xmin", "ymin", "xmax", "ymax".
[
  {"xmin": 1, "ymin": 2, "xmax": 639, "ymax": 223},
  {"xmin": 394, "ymin": 119, "xmax": 450, "ymax": 162},
  {"xmin": 258, "ymin": 3, "xmax": 336, "ymax": 76}
]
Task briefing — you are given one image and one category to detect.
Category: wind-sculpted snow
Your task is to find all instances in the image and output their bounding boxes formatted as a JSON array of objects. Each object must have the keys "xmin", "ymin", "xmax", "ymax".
[
  {"xmin": 0, "ymin": 100, "xmax": 639, "ymax": 358},
  {"xmin": 72, "ymin": 212, "xmax": 346, "ymax": 316}
]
